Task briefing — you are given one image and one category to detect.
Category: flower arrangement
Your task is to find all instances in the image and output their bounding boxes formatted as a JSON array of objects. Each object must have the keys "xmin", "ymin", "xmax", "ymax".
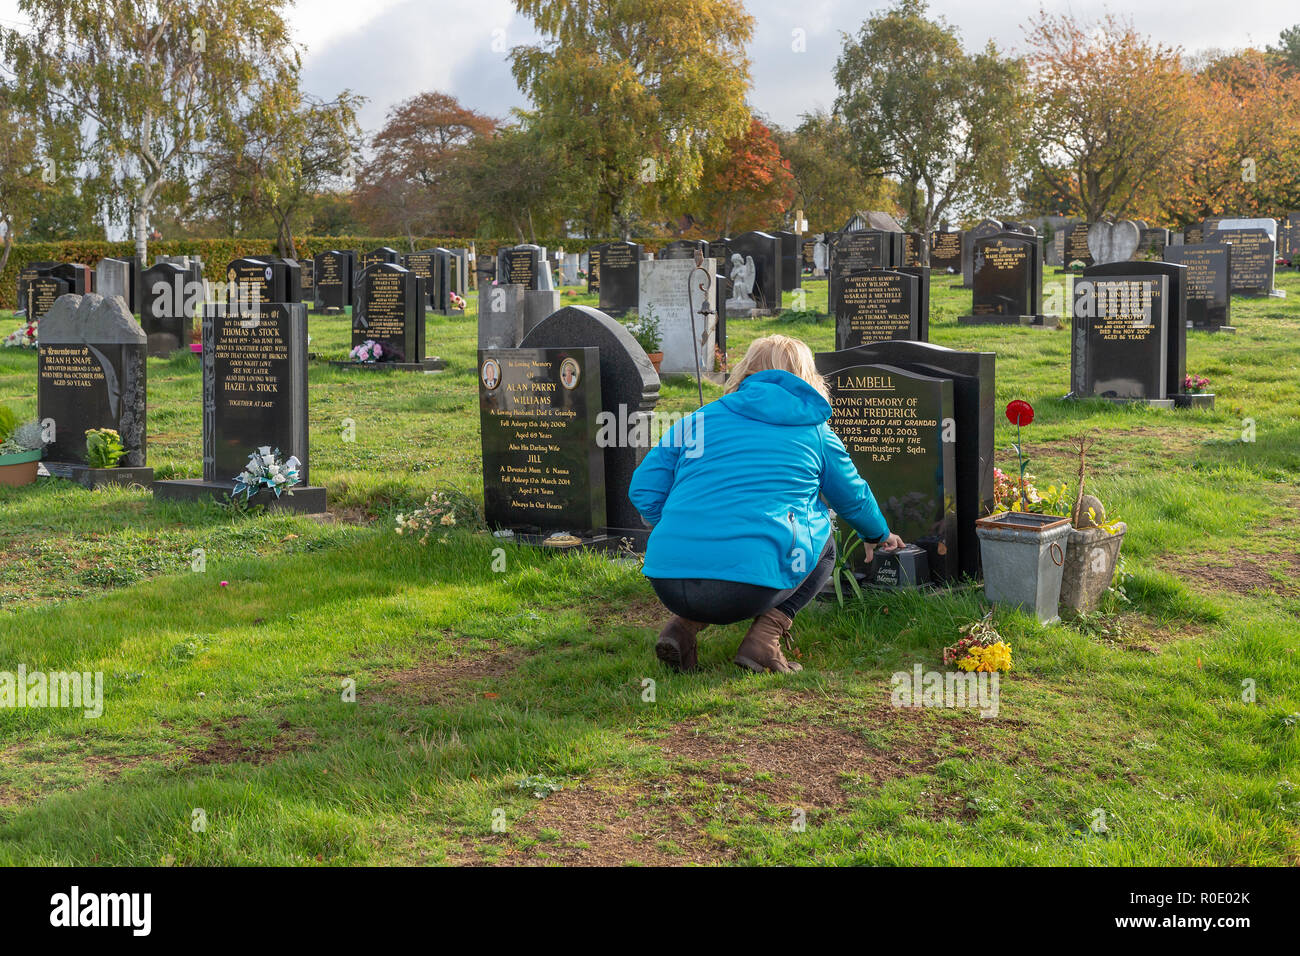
[
  {"xmin": 2, "ymin": 319, "xmax": 37, "ymax": 349},
  {"xmin": 943, "ymin": 611, "xmax": 1014, "ymax": 673},
  {"xmin": 350, "ymin": 339, "xmax": 384, "ymax": 363},
  {"xmin": 84, "ymin": 428, "xmax": 125, "ymax": 468},
  {"xmin": 394, "ymin": 490, "xmax": 483, "ymax": 543},
  {"xmin": 1184, "ymin": 373, "xmax": 1211, "ymax": 394},
  {"xmin": 993, "ymin": 466, "xmax": 1042, "ymax": 512},
  {"xmin": 450, "ymin": 292, "xmax": 466, "ymax": 311},
  {"xmin": 232, "ymin": 446, "xmax": 300, "ymax": 501},
  {"xmin": 624, "ymin": 311, "xmax": 662, "ymax": 354}
]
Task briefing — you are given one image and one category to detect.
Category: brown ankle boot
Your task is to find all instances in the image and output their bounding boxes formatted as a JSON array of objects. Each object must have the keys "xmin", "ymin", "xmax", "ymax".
[
  {"xmin": 734, "ymin": 609, "xmax": 803, "ymax": 673},
  {"xmin": 655, "ymin": 616, "xmax": 707, "ymax": 672}
]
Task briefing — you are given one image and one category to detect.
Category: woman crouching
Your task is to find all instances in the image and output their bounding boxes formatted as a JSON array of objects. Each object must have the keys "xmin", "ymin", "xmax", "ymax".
[{"xmin": 628, "ymin": 334, "xmax": 904, "ymax": 674}]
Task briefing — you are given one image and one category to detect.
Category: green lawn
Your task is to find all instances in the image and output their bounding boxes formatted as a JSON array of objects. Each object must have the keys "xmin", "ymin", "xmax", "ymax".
[{"xmin": 0, "ymin": 271, "xmax": 1297, "ymax": 865}]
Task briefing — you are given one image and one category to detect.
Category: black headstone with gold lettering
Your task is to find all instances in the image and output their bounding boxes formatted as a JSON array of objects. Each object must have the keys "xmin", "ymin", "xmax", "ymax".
[
  {"xmin": 352, "ymin": 262, "xmax": 430, "ymax": 366},
  {"xmin": 833, "ymin": 269, "xmax": 920, "ymax": 350}
]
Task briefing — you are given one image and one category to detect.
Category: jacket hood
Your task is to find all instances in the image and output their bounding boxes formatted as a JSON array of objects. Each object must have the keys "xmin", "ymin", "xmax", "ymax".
[{"xmin": 719, "ymin": 369, "xmax": 832, "ymax": 426}]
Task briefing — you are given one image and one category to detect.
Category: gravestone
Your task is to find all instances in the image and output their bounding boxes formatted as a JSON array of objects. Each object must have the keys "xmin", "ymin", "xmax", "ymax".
[
  {"xmin": 449, "ymin": 247, "xmax": 470, "ymax": 297},
  {"xmin": 299, "ymin": 258, "xmax": 314, "ymax": 306},
  {"xmin": 587, "ymin": 248, "xmax": 601, "ymax": 295},
  {"xmin": 479, "ymin": 347, "xmax": 606, "ymax": 538},
  {"xmin": 1285, "ymin": 212, "xmax": 1300, "ymax": 258},
  {"xmin": 355, "ymin": 248, "xmax": 400, "ymax": 307},
  {"xmin": 27, "ymin": 274, "xmax": 71, "ymax": 322},
  {"xmin": 1210, "ymin": 226, "xmax": 1276, "ymax": 296},
  {"xmin": 313, "ymin": 250, "xmax": 354, "ymax": 314},
  {"xmin": 728, "ymin": 232, "xmax": 782, "ymax": 313},
  {"xmin": 499, "ymin": 244, "xmax": 544, "ymax": 291},
  {"xmin": 153, "ymin": 301, "xmax": 324, "ymax": 512},
  {"xmin": 405, "ymin": 248, "xmax": 454, "ymax": 314},
  {"xmin": 38, "ymin": 294, "xmax": 152, "ymax": 486},
  {"xmin": 96, "ymin": 258, "xmax": 131, "ymax": 306},
  {"xmin": 775, "ymin": 230, "xmax": 800, "ymax": 291},
  {"xmin": 522, "ymin": 290, "xmax": 562, "ymax": 338},
  {"xmin": 518, "ymin": 306, "xmax": 659, "ymax": 536},
  {"xmin": 50, "ymin": 262, "xmax": 93, "ymax": 295},
  {"xmin": 139, "ymin": 262, "xmax": 199, "ymax": 357},
  {"xmin": 801, "ymin": 239, "xmax": 818, "ymax": 276},
  {"xmin": 829, "ymin": 230, "xmax": 902, "ymax": 318},
  {"xmin": 962, "ymin": 219, "xmax": 1003, "ymax": 287},
  {"xmin": 476, "ymin": 254, "xmax": 497, "ymax": 289},
  {"xmin": 817, "ymin": 341, "xmax": 995, "ymax": 581},
  {"xmin": 1165, "ymin": 244, "xmax": 1232, "ymax": 332},
  {"xmin": 1080, "ymin": 261, "xmax": 1187, "ymax": 401},
  {"xmin": 659, "ymin": 239, "xmax": 708, "ymax": 261},
  {"xmin": 227, "ymin": 257, "xmax": 301, "ymax": 305},
  {"xmin": 1070, "ymin": 273, "xmax": 1171, "ymax": 405},
  {"xmin": 930, "ymin": 230, "xmax": 962, "ymax": 271},
  {"xmin": 478, "ymin": 284, "xmax": 526, "ymax": 350},
  {"xmin": 707, "ymin": 239, "xmax": 730, "ymax": 276},
  {"xmin": 638, "ymin": 257, "xmax": 717, "ymax": 376},
  {"xmin": 833, "ymin": 269, "xmax": 920, "ymax": 350},
  {"xmin": 1087, "ymin": 220, "xmax": 1141, "ymax": 264},
  {"xmin": 1135, "ymin": 228, "xmax": 1170, "ymax": 261},
  {"xmin": 818, "ymin": 362, "xmax": 958, "ymax": 583},
  {"xmin": 561, "ymin": 252, "xmax": 581, "ymax": 285},
  {"xmin": 903, "ymin": 232, "xmax": 927, "ymax": 267},
  {"xmin": 959, "ymin": 233, "xmax": 1051, "ymax": 326},
  {"xmin": 594, "ymin": 241, "xmax": 641, "ymax": 315},
  {"xmin": 898, "ymin": 265, "xmax": 931, "ymax": 342},
  {"xmin": 349, "ymin": 262, "xmax": 441, "ymax": 370},
  {"xmin": 1063, "ymin": 222, "xmax": 1093, "ymax": 267}
]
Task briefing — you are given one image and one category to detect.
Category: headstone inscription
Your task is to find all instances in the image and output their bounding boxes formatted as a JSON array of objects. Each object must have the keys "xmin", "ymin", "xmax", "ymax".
[
  {"xmin": 37, "ymin": 294, "xmax": 152, "ymax": 486},
  {"xmin": 355, "ymin": 248, "xmax": 400, "ymax": 307},
  {"xmin": 902, "ymin": 232, "xmax": 927, "ymax": 267},
  {"xmin": 833, "ymin": 270, "xmax": 920, "ymax": 350},
  {"xmin": 313, "ymin": 250, "xmax": 353, "ymax": 314},
  {"xmin": 1080, "ymin": 260, "xmax": 1187, "ymax": 402},
  {"xmin": 404, "ymin": 249, "xmax": 451, "ymax": 314},
  {"xmin": 479, "ymin": 347, "xmax": 606, "ymax": 539},
  {"xmin": 153, "ymin": 301, "xmax": 325, "ymax": 512},
  {"xmin": 929, "ymin": 230, "xmax": 962, "ymax": 271},
  {"xmin": 349, "ymin": 262, "xmax": 442, "ymax": 370},
  {"xmin": 594, "ymin": 241, "xmax": 641, "ymax": 315},
  {"xmin": 227, "ymin": 257, "xmax": 301, "ymax": 305},
  {"xmin": 518, "ymin": 306, "xmax": 660, "ymax": 538},
  {"xmin": 829, "ymin": 230, "xmax": 900, "ymax": 318},
  {"xmin": 816, "ymin": 341, "xmax": 995, "ymax": 582},
  {"xmin": 587, "ymin": 248, "xmax": 601, "ymax": 294},
  {"xmin": 139, "ymin": 262, "xmax": 198, "ymax": 357},
  {"xmin": 1164, "ymin": 244, "xmax": 1232, "ymax": 332},
  {"xmin": 1210, "ymin": 226, "xmax": 1276, "ymax": 296},
  {"xmin": 1284, "ymin": 212, "xmax": 1300, "ymax": 258},
  {"xmin": 817, "ymin": 362, "xmax": 958, "ymax": 583},
  {"xmin": 1063, "ymin": 222, "xmax": 1093, "ymax": 267},
  {"xmin": 728, "ymin": 232, "xmax": 782, "ymax": 313},
  {"xmin": 638, "ymin": 257, "xmax": 717, "ymax": 376},
  {"xmin": 1070, "ymin": 273, "xmax": 1171, "ymax": 405},
  {"xmin": 27, "ymin": 273, "xmax": 71, "ymax": 322},
  {"xmin": 299, "ymin": 258, "xmax": 315, "ymax": 305},
  {"xmin": 959, "ymin": 233, "xmax": 1051, "ymax": 327},
  {"xmin": 500, "ymin": 244, "xmax": 544, "ymax": 291},
  {"xmin": 961, "ymin": 219, "xmax": 1003, "ymax": 287}
]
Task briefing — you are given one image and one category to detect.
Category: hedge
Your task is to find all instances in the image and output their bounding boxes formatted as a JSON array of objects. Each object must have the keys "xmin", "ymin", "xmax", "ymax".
[{"xmin": 1, "ymin": 234, "xmax": 684, "ymax": 310}]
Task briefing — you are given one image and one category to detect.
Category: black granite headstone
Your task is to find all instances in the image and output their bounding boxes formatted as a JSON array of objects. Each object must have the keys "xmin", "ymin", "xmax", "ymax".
[
  {"xmin": 227, "ymin": 257, "xmax": 301, "ymax": 306},
  {"xmin": 660, "ymin": 239, "xmax": 708, "ymax": 261},
  {"xmin": 1082, "ymin": 260, "xmax": 1187, "ymax": 399},
  {"xmin": 353, "ymin": 262, "xmax": 426, "ymax": 364},
  {"xmin": 960, "ymin": 233, "xmax": 1047, "ymax": 325},
  {"xmin": 27, "ymin": 274, "xmax": 70, "ymax": 322},
  {"xmin": 37, "ymin": 294, "xmax": 147, "ymax": 467},
  {"xmin": 819, "ymin": 362, "xmax": 958, "ymax": 582},
  {"xmin": 313, "ymin": 250, "xmax": 353, "ymax": 313},
  {"xmin": 594, "ymin": 241, "xmax": 641, "ymax": 315},
  {"xmin": 775, "ymin": 230, "xmax": 800, "ymax": 290},
  {"xmin": 479, "ymin": 347, "xmax": 606, "ymax": 537},
  {"xmin": 834, "ymin": 269, "xmax": 920, "ymax": 350},
  {"xmin": 1212, "ymin": 227, "xmax": 1275, "ymax": 295},
  {"xmin": 817, "ymin": 341, "xmax": 994, "ymax": 581},
  {"xmin": 728, "ymin": 232, "xmax": 782, "ymax": 313},
  {"xmin": 499, "ymin": 245, "xmax": 543, "ymax": 291},
  {"xmin": 1165, "ymin": 244, "xmax": 1231, "ymax": 331},
  {"xmin": 929, "ymin": 230, "xmax": 962, "ymax": 271},
  {"xmin": 961, "ymin": 219, "xmax": 1003, "ymax": 287},
  {"xmin": 518, "ymin": 306, "xmax": 659, "ymax": 534},
  {"xmin": 1071, "ymin": 273, "xmax": 1170, "ymax": 402},
  {"xmin": 587, "ymin": 248, "xmax": 601, "ymax": 294},
  {"xmin": 139, "ymin": 262, "xmax": 198, "ymax": 357}
]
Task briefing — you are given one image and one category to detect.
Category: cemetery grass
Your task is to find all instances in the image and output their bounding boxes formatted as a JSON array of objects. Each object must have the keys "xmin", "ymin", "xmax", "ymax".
[{"xmin": 0, "ymin": 273, "xmax": 1298, "ymax": 865}]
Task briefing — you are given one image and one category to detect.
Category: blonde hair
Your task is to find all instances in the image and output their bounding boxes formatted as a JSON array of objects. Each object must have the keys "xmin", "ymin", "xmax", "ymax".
[{"xmin": 725, "ymin": 334, "xmax": 829, "ymax": 401}]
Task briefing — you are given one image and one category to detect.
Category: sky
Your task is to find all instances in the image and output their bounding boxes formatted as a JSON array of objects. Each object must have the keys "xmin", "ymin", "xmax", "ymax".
[{"xmin": 1, "ymin": 0, "xmax": 1296, "ymax": 135}]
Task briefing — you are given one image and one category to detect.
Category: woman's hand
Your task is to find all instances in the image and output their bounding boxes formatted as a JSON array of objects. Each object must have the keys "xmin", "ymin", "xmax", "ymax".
[{"xmin": 879, "ymin": 534, "xmax": 906, "ymax": 552}]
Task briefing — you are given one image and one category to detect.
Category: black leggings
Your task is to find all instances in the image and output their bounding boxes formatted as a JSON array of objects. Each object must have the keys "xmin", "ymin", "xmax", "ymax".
[{"xmin": 648, "ymin": 536, "xmax": 836, "ymax": 625}]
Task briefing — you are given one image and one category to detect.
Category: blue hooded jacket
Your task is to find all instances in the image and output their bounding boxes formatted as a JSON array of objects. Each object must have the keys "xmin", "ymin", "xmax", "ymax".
[{"xmin": 628, "ymin": 369, "xmax": 891, "ymax": 590}]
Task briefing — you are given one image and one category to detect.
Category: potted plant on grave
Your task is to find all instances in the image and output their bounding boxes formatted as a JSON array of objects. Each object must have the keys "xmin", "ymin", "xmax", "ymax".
[
  {"xmin": 625, "ymin": 311, "xmax": 663, "ymax": 372},
  {"xmin": 975, "ymin": 401, "xmax": 1074, "ymax": 624},
  {"xmin": 0, "ymin": 406, "xmax": 45, "ymax": 487},
  {"xmin": 1050, "ymin": 432, "xmax": 1128, "ymax": 615},
  {"xmin": 1175, "ymin": 373, "xmax": 1215, "ymax": 410}
]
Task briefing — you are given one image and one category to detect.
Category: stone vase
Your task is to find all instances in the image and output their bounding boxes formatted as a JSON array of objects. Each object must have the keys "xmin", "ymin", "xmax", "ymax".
[
  {"xmin": 1059, "ymin": 523, "xmax": 1127, "ymax": 615},
  {"xmin": 975, "ymin": 512, "xmax": 1073, "ymax": 624}
]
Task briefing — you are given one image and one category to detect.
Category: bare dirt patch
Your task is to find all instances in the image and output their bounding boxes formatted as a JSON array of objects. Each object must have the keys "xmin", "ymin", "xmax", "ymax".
[
  {"xmin": 187, "ymin": 719, "xmax": 314, "ymax": 766},
  {"xmin": 1163, "ymin": 552, "xmax": 1300, "ymax": 598},
  {"xmin": 482, "ymin": 702, "xmax": 998, "ymax": 866},
  {"xmin": 586, "ymin": 597, "xmax": 666, "ymax": 631},
  {"xmin": 367, "ymin": 643, "xmax": 527, "ymax": 707}
]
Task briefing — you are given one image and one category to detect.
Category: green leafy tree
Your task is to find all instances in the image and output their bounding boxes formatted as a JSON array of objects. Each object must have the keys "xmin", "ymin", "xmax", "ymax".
[
  {"xmin": 774, "ymin": 111, "xmax": 893, "ymax": 233},
  {"xmin": 2, "ymin": 0, "xmax": 300, "ymax": 261},
  {"xmin": 834, "ymin": 0, "xmax": 1027, "ymax": 234},
  {"xmin": 0, "ymin": 84, "xmax": 51, "ymax": 273},
  {"xmin": 511, "ymin": 0, "xmax": 754, "ymax": 238},
  {"xmin": 450, "ymin": 124, "xmax": 572, "ymax": 242},
  {"xmin": 1268, "ymin": 25, "xmax": 1300, "ymax": 71}
]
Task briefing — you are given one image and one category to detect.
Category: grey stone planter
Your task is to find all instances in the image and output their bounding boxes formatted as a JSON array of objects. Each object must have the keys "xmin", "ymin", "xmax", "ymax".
[
  {"xmin": 1059, "ymin": 523, "xmax": 1127, "ymax": 614},
  {"xmin": 975, "ymin": 512, "xmax": 1073, "ymax": 624}
]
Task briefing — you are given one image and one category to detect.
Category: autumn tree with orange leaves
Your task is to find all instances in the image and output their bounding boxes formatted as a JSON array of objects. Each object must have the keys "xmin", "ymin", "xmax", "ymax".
[{"xmin": 688, "ymin": 117, "xmax": 795, "ymax": 236}]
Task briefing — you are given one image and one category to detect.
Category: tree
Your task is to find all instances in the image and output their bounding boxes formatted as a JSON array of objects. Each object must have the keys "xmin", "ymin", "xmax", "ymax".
[
  {"xmin": 2, "ymin": 0, "xmax": 300, "ymax": 261},
  {"xmin": 202, "ymin": 90, "xmax": 364, "ymax": 257},
  {"xmin": 0, "ymin": 84, "xmax": 48, "ymax": 275},
  {"xmin": 354, "ymin": 92, "xmax": 496, "ymax": 240},
  {"xmin": 834, "ymin": 0, "xmax": 1027, "ymax": 235},
  {"xmin": 449, "ymin": 124, "xmax": 573, "ymax": 242},
  {"xmin": 511, "ymin": 0, "xmax": 754, "ymax": 238},
  {"xmin": 774, "ymin": 111, "xmax": 895, "ymax": 232},
  {"xmin": 1268, "ymin": 25, "xmax": 1300, "ymax": 71},
  {"xmin": 690, "ymin": 117, "xmax": 794, "ymax": 235},
  {"xmin": 1024, "ymin": 10, "xmax": 1193, "ymax": 222}
]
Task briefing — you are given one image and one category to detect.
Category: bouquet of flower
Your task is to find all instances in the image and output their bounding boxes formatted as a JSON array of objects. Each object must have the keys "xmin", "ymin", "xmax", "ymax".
[
  {"xmin": 450, "ymin": 292, "xmax": 466, "ymax": 311},
  {"xmin": 3, "ymin": 319, "xmax": 37, "ymax": 349},
  {"xmin": 395, "ymin": 490, "xmax": 483, "ymax": 543},
  {"xmin": 993, "ymin": 466, "xmax": 1041, "ymax": 512},
  {"xmin": 350, "ymin": 340, "xmax": 384, "ymax": 363},
  {"xmin": 943, "ymin": 611, "xmax": 1014, "ymax": 673},
  {"xmin": 1184, "ymin": 373, "xmax": 1210, "ymax": 394},
  {"xmin": 232, "ymin": 446, "xmax": 301, "ymax": 501}
]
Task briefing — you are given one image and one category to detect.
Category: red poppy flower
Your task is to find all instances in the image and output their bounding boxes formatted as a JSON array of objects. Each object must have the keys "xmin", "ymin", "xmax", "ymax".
[{"xmin": 1006, "ymin": 400, "xmax": 1035, "ymax": 427}]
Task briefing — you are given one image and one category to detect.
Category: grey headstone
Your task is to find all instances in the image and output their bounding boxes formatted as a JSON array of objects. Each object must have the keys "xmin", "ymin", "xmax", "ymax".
[
  {"xmin": 523, "ymin": 290, "xmax": 562, "ymax": 337},
  {"xmin": 1087, "ymin": 220, "xmax": 1141, "ymax": 264},
  {"xmin": 478, "ymin": 284, "xmax": 526, "ymax": 350}
]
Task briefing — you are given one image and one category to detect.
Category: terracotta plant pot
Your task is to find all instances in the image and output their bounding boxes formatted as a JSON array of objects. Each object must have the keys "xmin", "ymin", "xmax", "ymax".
[
  {"xmin": 1059, "ymin": 523, "xmax": 1127, "ymax": 614},
  {"xmin": 0, "ymin": 449, "xmax": 42, "ymax": 487},
  {"xmin": 647, "ymin": 351, "xmax": 664, "ymax": 373}
]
